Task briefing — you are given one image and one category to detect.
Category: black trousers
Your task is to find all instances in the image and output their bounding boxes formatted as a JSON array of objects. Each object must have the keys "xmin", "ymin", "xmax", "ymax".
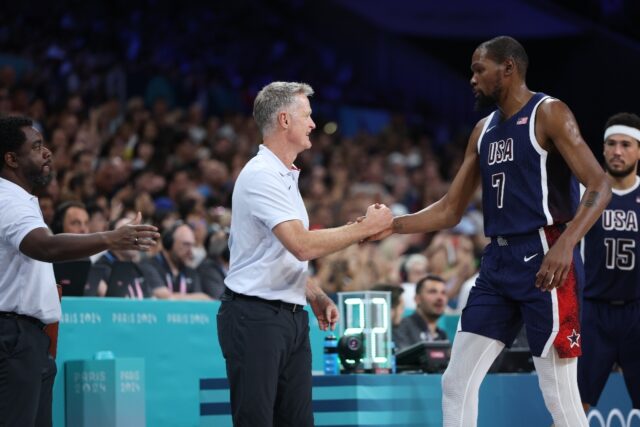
[
  {"xmin": 0, "ymin": 316, "xmax": 56, "ymax": 427},
  {"xmin": 217, "ymin": 296, "xmax": 314, "ymax": 427}
]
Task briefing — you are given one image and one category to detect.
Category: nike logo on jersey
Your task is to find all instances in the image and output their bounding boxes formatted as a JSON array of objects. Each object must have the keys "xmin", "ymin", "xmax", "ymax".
[
  {"xmin": 485, "ymin": 125, "xmax": 496, "ymax": 134},
  {"xmin": 524, "ymin": 253, "xmax": 539, "ymax": 262}
]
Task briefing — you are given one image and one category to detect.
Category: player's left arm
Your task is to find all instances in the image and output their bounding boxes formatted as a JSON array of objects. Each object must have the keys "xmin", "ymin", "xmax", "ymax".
[{"xmin": 535, "ymin": 99, "xmax": 612, "ymax": 290}]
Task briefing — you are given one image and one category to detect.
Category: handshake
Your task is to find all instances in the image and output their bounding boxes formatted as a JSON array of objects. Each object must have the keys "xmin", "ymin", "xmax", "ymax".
[{"xmin": 352, "ymin": 203, "xmax": 394, "ymax": 242}]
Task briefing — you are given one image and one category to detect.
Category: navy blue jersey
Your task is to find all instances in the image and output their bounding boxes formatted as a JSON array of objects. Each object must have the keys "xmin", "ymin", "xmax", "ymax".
[
  {"xmin": 478, "ymin": 93, "xmax": 579, "ymax": 237},
  {"xmin": 582, "ymin": 176, "xmax": 640, "ymax": 300}
]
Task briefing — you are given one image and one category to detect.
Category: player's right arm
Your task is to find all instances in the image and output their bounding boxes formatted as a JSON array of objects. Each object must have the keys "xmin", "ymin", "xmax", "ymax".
[{"xmin": 369, "ymin": 119, "xmax": 486, "ymax": 240}]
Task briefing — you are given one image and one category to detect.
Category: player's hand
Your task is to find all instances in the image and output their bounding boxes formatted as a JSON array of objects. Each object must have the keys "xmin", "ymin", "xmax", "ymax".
[
  {"xmin": 362, "ymin": 203, "xmax": 393, "ymax": 235},
  {"xmin": 107, "ymin": 212, "xmax": 160, "ymax": 251},
  {"xmin": 535, "ymin": 238, "xmax": 573, "ymax": 291}
]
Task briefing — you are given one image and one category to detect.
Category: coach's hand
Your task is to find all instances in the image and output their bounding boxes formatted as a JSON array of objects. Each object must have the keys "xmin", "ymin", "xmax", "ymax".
[{"xmin": 106, "ymin": 212, "xmax": 160, "ymax": 251}]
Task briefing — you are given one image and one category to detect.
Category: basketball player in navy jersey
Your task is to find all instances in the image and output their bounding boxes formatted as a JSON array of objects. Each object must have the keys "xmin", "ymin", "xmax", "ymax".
[
  {"xmin": 578, "ymin": 113, "xmax": 640, "ymax": 411},
  {"xmin": 369, "ymin": 36, "xmax": 611, "ymax": 426}
]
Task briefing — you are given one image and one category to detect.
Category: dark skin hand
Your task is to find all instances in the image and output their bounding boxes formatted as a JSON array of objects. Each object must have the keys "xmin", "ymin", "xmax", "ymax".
[
  {"xmin": 20, "ymin": 212, "xmax": 160, "ymax": 263},
  {"xmin": 531, "ymin": 99, "xmax": 610, "ymax": 291}
]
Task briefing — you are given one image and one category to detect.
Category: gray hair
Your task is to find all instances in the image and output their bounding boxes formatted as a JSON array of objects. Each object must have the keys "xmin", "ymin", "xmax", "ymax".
[{"xmin": 253, "ymin": 81, "xmax": 314, "ymax": 136}]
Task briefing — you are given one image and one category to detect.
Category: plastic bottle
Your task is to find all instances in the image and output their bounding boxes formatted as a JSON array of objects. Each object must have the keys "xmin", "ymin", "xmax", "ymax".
[{"xmin": 323, "ymin": 334, "xmax": 340, "ymax": 375}]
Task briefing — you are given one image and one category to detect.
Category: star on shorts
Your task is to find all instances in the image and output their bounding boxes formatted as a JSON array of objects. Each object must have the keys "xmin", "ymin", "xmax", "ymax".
[{"xmin": 567, "ymin": 329, "xmax": 581, "ymax": 348}]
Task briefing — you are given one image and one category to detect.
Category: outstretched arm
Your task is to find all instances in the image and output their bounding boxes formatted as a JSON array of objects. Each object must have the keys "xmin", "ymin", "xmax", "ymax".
[
  {"xmin": 369, "ymin": 119, "xmax": 485, "ymax": 240},
  {"xmin": 534, "ymin": 99, "xmax": 612, "ymax": 290},
  {"xmin": 20, "ymin": 212, "xmax": 160, "ymax": 262},
  {"xmin": 273, "ymin": 203, "xmax": 393, "ymax": 261}
]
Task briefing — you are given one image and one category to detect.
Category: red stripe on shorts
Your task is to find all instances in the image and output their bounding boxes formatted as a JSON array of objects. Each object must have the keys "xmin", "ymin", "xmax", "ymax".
[{"xmin": 544, "ymin": 225, "xmax": 582, "ymax": 358}]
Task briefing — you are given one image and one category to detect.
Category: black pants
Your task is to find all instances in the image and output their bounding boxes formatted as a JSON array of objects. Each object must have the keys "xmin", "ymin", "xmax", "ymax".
[
  {"xmin": 0, "ymin": 316, "xmax": 56, "ymax": 427},
  {"xmin": 217, "ymin": 296, "xmax": 314, "ymax": 427}
]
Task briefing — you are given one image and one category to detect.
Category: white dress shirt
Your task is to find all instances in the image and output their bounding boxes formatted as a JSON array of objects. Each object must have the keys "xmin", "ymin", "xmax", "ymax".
[
  {"xmin": 0, "ymin": 178, "xmax": 60, "ymax": 323},
  {"xmin": 225, "ymin": 145, "xmax": 309, "ymax": 305}
]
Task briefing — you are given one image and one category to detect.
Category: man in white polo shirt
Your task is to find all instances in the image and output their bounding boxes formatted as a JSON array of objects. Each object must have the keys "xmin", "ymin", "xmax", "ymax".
[
  {"xmin": 218, "ymin": 82, "xmax": 393, "ymax": 426},
  {"xmin": 0, "ymin": 116, "xmax": 160, "ymax": 427}
]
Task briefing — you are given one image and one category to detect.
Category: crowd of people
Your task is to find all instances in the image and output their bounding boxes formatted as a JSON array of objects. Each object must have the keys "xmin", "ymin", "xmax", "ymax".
[
  {"xmin": 1, "ymin": 20, "xmax": 638, "ymax": 426},
  {"xmin": 0, "ymin": 44, "xmax": 484, "ymax": 306}
]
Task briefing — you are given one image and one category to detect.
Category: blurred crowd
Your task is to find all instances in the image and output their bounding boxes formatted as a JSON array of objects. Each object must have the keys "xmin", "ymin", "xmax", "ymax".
[{"xmin": 0, "ymin": 2, "xmax": 489, "ymax": 314}]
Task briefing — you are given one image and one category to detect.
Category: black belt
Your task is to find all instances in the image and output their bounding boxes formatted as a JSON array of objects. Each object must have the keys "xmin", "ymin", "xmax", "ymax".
[
  {"xmin": 223, "ymin": 288, "xmax": 303, "ymax": 312},
  {"xmin": 0, "ymin": 311, "xmax": 46, "ymax": 329}
]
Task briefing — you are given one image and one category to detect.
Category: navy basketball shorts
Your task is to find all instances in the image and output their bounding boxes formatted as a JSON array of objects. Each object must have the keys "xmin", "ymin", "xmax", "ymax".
[
  {"xmin": 460, "ymin": 225, "xmax": 584, "ymax": 358},
  {"xmin": 578, "ymin": 299, "xmax": 640, "ymax": 407}
]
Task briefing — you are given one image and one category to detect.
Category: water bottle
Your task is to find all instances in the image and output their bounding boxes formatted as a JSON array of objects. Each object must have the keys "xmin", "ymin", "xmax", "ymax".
[
  {"xmin": 389, "ymin": 341, "xmax": 397, "ymax": 374},
  {"xmin": 323, "ymin": 334, "xmax": 340, "ymax": 375}
]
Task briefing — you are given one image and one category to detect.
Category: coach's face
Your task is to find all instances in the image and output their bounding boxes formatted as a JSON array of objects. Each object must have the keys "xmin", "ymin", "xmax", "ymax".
[
  {"xmin": 17, "ymin": 126, "xmax": 53, "ymax": 189},
  {"xmin": 285, "ymin": 94, "xmax": 316, "ymax": 152}
]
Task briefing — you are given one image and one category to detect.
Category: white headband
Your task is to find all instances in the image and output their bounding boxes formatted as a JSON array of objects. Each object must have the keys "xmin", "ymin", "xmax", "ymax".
[{"xmin": 604, "ymin": 125, "xmax": 640, "ymax": 143}]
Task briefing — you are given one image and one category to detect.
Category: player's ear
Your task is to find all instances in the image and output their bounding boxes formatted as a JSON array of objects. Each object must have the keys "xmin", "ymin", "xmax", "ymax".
[{"xmin": 504, "ymin": 58, "xmax": 515, "ymax": 76}]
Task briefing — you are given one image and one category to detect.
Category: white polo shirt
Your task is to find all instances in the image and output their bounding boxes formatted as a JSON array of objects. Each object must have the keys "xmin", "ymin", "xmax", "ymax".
[
  {"xmin": 225, "ymin": 145, "xmax": 309, "ymax": 305},
  {"xmin": 0, "ymin": 178, "xmax": 60, "ymax": 323}
]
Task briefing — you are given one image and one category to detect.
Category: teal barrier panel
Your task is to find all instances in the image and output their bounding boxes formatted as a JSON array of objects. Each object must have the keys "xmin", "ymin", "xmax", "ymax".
[
  {"xmin": 54, "ymin": 298, "xmax": 329, "ymax": 427},
  {"xmin": 56, "ymin": 299, "xmax": 632, "ymax": 427},
  {"xmin": 65, "ymin": 358, "xmax": 145, "ymax": 427},
  {"xmin": 436, "ymin": 314, "xmax": 460, "ymax": 342},
  {"xmin": 200, "ymin": 373, "xmax": 632, "ymax": 427}
]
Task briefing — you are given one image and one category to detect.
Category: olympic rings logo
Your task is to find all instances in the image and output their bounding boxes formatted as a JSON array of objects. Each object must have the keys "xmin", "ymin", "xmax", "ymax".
[{"xmin": 587, "ymin": 408, "xmax": 640, "ymax": 427}]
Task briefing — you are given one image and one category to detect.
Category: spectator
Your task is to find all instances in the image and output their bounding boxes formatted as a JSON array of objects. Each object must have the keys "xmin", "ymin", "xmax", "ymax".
[
  {"xmin": 51, "ymin": 200, "xmax": 92, "ymax": 293},
  {"xmin": 197, "ymin": 224, "xmax": 230, "ymax": 299},
  {"xmin": 139, "ymin": 222, "xmax": 210, "ymax": 300},
  {"xmin": 394, "ymin": 275, "xmax": 449, "ymax": 350},
  {"xmin": 50, "ymin": 200, "xmax": 89, "ymax": 234},
  {"xmin": 86, "ymin": 217, "xmax": 149, "ymax": 299},
  {"xmin": 38, "ymin": 194, "xmax": 56, "ymax": 227},
  {"xmin": 399, "ymin": 253, "xmax": 429, "ymax": 310},
  {"xmin": 86, "ymin": 202, "xmax": 109, "ymax": 233}
]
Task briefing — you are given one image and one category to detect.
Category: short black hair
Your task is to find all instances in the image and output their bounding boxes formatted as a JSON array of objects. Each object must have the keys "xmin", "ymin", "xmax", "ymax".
[
  {"xmin": 415, "ymin": 274, "xmax": 446, "ymax": 295},
  {"xmin": 371, "ymin": 284, "xmax": 404, "ymax": 310},
  {"xmin": 0, "ymin": 116, "xmax": 33, "ymax": 172},
  {"xmin": 605, "ymin": 113, "xmax": 640, "ymax": 143},
  {"xmin": 478, "ymin": 36, "xmax": 529, "ymax": 78}
]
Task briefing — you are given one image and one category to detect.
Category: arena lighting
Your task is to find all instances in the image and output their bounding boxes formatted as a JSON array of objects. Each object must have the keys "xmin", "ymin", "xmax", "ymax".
[{"xmin": 323, "ymin": 122, "xmax": 337, "ymax": 135}]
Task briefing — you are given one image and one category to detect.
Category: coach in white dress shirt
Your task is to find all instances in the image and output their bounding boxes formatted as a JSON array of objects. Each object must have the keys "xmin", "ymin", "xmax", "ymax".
[
  {"xmin": 0, "ymin": 116, "xmax": 159, "ymax": 427},
  {"xmin": 217, "ymin": 82, "xmax": 393, "ymax": 427}
]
